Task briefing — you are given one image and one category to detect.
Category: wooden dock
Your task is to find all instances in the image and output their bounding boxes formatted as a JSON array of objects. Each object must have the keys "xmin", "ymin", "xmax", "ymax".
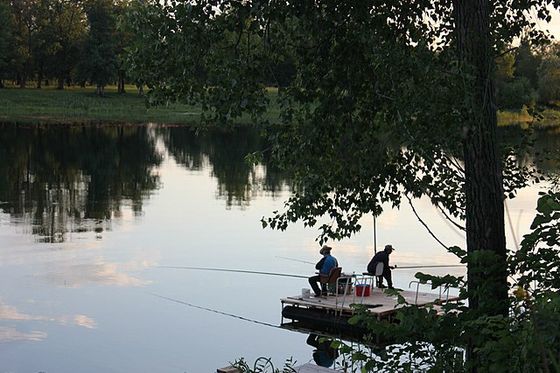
[
  {"xmin": 283, "ymin": 288, "xmax": 456, "ymax": 317},
  {"xmin": 281, "ymin": 283, "xmax": 460, "ymax": 338},
  {"xmin": 218, "ymin": 363, "xmax": 339, "ymax": 372}
]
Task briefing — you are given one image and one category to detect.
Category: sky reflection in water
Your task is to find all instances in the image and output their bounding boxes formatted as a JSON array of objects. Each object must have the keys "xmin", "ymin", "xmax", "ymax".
[{"xmin": 0, "ymin": 123, "xmax": 558, "ymax": 372}]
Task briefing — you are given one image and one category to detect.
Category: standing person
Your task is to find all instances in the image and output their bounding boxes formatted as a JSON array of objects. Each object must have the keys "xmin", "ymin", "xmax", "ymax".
[
  {"xmin": 367, "ymin": 244, "xmax": 395, "ymax": 289},
  {"xmin": 308, "ymin": 245, "xmax": 338, "ymax": 297}
]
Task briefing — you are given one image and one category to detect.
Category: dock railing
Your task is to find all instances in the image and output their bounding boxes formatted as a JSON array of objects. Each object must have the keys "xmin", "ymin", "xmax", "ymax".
[
  {"xmin": 408, "ymin": 280, "xmax": 453, "ymax": 305},
  {"xmin": 334, "ymin": 273, "xmax": 355, "ymax": 314}
]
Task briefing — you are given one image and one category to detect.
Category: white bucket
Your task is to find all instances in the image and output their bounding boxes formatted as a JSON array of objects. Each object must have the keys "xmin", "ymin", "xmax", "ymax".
[{"xmin": 301, "ymin": 288, "xmax": 311, "ymax": 299}]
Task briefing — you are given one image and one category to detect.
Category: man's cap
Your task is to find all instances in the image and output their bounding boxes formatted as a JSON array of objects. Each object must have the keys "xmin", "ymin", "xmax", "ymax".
[
  {"xmin": 320, "ymin": 245, "xmax": 332, "ymax": 255},
  {"xmin": 384, "ymin": 244, "xmax": 395, "ymax": 252}
]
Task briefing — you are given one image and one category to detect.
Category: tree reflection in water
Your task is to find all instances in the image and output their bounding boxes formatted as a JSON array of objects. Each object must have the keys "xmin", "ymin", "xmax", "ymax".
[
  {"xmin": 161, "ymin": 126, "xmax": 288, "ymax": 209},
  {"xmin": 1, "ymin": 123, "xmax": 556, "ymax": 243},
  {"xmin": 0, "ymin": 124, "xmax": 162, "ymax": 242},
  {"xmin": 0, "ymin": 123, "xmax": 288, "ymax": 242}
]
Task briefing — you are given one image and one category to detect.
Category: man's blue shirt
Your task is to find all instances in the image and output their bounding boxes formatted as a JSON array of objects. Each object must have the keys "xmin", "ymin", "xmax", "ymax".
[{"xmin": 320, "ymin": 254, "xmax": 338, "ymax": 275}]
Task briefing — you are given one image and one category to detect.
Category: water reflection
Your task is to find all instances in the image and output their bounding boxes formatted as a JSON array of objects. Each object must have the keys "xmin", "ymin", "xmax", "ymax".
[
  {"xmin": 0, "ymin": 298, "xmax": 96, "ymax": 343},
  {"xmin": 39, "ymin": 260, "xmax": 152, "ymax": 288},
  {"xmin": 1, "ymin": 123, "xmax": 558, "ymax": 245},
  {"xmin": 161, "ymin": 126, "xmax": 287, "ymax": 208},
  {"xmin": 499, "ymin": 126, "xmax": 560, "ymax": 175},
  {"xmin": 306, "ymin": 333, "xmax": 339, "ymax": 368},
  {"xmin": 0, "ymin": 124, "xmax": 162, "ymax": 242},
  {"xmin": 0, "ymin": 299, "xmax": 96, "ymax": 328},
  {"xmin": 0, "ymin": 326, "xmax": 47, "ymax": 342}
]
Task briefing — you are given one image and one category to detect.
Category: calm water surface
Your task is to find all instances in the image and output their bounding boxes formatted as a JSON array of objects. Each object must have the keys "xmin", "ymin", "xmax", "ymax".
[{"xmin": 0, "ymin": 123, "xmax": 557, "ymax": 372}]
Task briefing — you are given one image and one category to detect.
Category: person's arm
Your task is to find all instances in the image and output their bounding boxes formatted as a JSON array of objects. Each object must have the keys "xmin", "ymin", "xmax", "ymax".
[{"xmin": 315, "ymin": 257, "xmax": 325, "ymax": 271}]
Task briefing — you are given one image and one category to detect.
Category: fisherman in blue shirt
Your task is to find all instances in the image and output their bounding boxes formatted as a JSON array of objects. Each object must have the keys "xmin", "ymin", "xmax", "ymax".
[{"xmin": 308, "ymin": 245, "xmax": 338, "ymax": 297}]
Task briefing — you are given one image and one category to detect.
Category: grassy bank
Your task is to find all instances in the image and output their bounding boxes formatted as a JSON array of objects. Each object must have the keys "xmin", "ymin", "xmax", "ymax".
[
  {"xmin": 1, "ymin": 85, "xmax": 560, "ymax": 127},
  {"xmin": 0, "ymin": 85, "xmax": 281, "ymax": 125},
  {"xmin": 0, "ymin": 85, "xmax": 205, "ymax": 125},
  {"xmin": 498, "ymin": 107, "xmax": 560, "ymax": 128}
]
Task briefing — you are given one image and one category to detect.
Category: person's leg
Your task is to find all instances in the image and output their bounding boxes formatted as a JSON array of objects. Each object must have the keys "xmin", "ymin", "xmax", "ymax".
[
  {"xmin": 308, "ymin": 275, "xmax": 322, "ymax": 296},
  {"xmin": 383, "ymin": 268, "xmax": 393, "ymax": 288},
  {"xmin": 376, "ymin": 275, "xmax": 384, "ymax": 288}
]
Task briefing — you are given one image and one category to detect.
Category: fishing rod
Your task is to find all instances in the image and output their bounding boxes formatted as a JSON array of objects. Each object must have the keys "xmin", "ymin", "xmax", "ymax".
[
  {"xmin": 275, "ymin": 256, "xmax": 315, "ymax": 265},
  {"xmin": 156, "ymin": 266, "xmax": 309, "ymax": 279},
  {"xmin": 272, "ymin": 256, "xmax": 464, "ymax": 270},
  {"xmin": 393, "ymin": 264, "xmax": 465, "ymax": 270}
]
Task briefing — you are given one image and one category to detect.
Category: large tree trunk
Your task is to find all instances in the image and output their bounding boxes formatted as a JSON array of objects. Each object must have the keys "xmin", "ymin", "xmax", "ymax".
[
  {"xmin": 455, "ymin": 0, "xmax": 508, "ymax": 317},
  {"xmin": 57, "ymin": 77, "xmax": 64, "ymax": 90},
  {"xmin": 455, "ymin": 0, "xmax": 508, "ymax": 369}
]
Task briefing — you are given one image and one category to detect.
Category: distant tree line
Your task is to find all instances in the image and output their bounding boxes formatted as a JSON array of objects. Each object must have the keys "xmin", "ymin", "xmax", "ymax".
[
  {"xmin": 1, "ymin": 0, "xmax": 560, "ymax": 107},
  {"xmin": 0, "ymin": 0, "xmax": 127, "ymax": 95},
  {"xmin": 491, "ymin": 38, "xmax": 560, "ymax": 109},
  {"xmin": 0, "ymin": 0, "xmax": 295, "ymax": 96}
]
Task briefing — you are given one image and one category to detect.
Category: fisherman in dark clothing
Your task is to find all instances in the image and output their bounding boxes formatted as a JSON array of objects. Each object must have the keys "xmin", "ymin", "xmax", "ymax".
[{"xmin": 367, "ymin": 244, "xmax": 395, "ymax": 289}]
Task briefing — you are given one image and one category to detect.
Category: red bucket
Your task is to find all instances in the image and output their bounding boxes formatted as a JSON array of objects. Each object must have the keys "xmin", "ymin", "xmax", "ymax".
[{"xmin": 356, "ymin": 284, "xmax": 370, "ymax": 297}]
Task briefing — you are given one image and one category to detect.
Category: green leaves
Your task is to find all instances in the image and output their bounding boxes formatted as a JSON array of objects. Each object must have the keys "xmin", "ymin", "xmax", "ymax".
[{"xmin": 511, "ymin": 191, "xmax": 560, "ymax": 293}]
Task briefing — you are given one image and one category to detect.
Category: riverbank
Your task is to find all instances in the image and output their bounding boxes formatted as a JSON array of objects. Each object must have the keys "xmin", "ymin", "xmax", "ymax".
[
  {"xmin": 0, "ymin": 85, "xmax": 282, "ymax": 125},
  {"xmin": 498, "ymin": 107, "xmax": 560, "ymax": 128},
  {"xmin": 0, "ymin": 85, "xmax": 203, "ymax": 125},
  {"xmin": 1, "ymin": 85, "xmax": 559, "ymax": 127}
]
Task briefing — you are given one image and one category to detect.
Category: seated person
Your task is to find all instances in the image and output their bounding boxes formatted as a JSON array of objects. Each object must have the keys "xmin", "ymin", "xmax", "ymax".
[
  {"xmin": 308, "ymin": 245, "xmax": 338, "ymax": 297},
  {"xmin": 366, "ymin": 244, "xmax": 395, "ymax": 289}
]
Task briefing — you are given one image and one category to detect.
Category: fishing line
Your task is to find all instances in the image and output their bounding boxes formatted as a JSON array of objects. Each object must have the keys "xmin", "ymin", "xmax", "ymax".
[
  {"xmin": 150, "ymin": 293, "xmax": 280, "ymax": 329},
  {"xmin": 151, "ymin": 293, "xmax": 363, "ymax": 344},
  {"xmin": 156, "ymin": 266, "xmax": 309, "ymax": 279}
]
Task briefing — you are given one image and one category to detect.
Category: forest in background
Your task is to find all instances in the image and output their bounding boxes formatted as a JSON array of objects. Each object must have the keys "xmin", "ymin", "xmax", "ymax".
[{"xmin": 1, "ymin": 0, "xmax": 560, "ymax": 114}]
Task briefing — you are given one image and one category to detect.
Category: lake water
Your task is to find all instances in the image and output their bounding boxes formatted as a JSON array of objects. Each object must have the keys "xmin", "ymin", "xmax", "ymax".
[{"xmin": 0, "ymin": 123, "xmax": 557, "ymax": 372}]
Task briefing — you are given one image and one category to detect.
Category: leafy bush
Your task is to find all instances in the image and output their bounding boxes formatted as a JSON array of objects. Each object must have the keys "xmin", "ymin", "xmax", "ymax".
[
  {"xmin": 496, "ymin": 77, "xmax": 536, "ymax": 110},
  {"xmin": 344, "ymin": 190, "xmax": 560, "ymax": 372}
]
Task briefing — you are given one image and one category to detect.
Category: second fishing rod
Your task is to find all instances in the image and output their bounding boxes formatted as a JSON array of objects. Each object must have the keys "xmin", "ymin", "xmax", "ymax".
[{"xmin": 275, "ymin": 255, "xmax": 464, "ymax": 270}]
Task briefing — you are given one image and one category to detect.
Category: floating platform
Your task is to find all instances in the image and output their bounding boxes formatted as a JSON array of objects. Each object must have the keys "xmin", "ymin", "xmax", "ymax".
[{"xmin": 281, "ymin": 285, "xmax": 460, "ymax": 337}]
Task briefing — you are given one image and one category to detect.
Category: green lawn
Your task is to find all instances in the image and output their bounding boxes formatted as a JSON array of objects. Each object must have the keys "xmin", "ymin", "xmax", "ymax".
[
  {"xmin": 1, "ymin": 85, "xmax": 559, "ymax": 127},
  {"xmin": 498, "ymin": 107, "xmax": 560, "ymax": 128},
  {"xmin": 0, "ymin": 85, "xmax": 281, "ymax": 125}
]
